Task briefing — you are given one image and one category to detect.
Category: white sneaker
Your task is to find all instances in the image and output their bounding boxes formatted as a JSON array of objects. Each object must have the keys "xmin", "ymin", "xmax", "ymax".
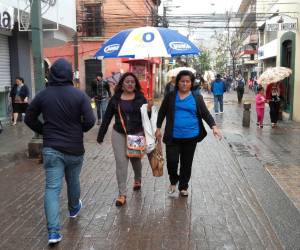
[
  {"xmin": 167, "ymin": 185, "xmax": 176, "ymax": 194},
  {"xmin": 219, "ymin": 111, "xmax": 224, "ymax": 114},
  {"xmin": 179, "ymin": 190, "xmax": 189, "ymax": 196},
  {"xmin": 215, "ymin": 112, "xmax": 219, "ymax": 115}
]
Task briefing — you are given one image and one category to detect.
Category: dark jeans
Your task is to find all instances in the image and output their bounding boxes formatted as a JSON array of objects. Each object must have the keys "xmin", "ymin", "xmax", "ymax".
[
  {"xmin": 236, "ymin": 87, "xmax": 244, "ymax": 103},
  {"xmin": 96, "ymin": 98, "xmax": 108, "ymax": 121},
  {"xmin": 166, "ymin": 141, "xmax": 197, "ymax": 191},
  {"xmin": 269, "ymin": 101, "xmax": 280, "ymax": 123}
]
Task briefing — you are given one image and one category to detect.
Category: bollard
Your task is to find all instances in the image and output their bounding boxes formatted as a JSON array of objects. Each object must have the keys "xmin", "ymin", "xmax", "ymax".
[{"xmin": 242, "ymin": 102, "xmax": 251, "ymax": 127}]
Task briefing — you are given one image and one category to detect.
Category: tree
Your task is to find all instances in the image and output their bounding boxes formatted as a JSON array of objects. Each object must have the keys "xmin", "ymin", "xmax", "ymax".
[
  {"xmin": 212, "ymin": 12, "xmax": 246, "ymax": 78},
  {"xmin": 190, "ymin": 47, "xmax": 211, "ymax": 73}
]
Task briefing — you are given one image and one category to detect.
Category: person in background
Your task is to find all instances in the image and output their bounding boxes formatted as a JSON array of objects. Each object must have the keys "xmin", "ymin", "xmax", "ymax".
[
  {"xmin": 255, "ymin": 85, "xmax": 266, "ymax": 128},
  {"xmin": 155, "ymin": 70, "xmax": 222, "ymax": 197},
  {"xmin": 91, "ymin": 72, "xmax": 111, "ymax": 125},
  {"xmin": 97, "ymin": 72, "xmax": 152, "ymax": 207},
  {"xmin": 225, "ymin": 75, "xmax": 233, "ymax": 92},
  {"xmin": 10, "ymin": 77, "xmax": 30, "ymax": 125},
  {"xmin": 25, "ymin": 58, "xmax": 95, "ymax": 245},
  {"xmin": 164, "ymin": 76, "xmax": 176, "ymax": 97},
  {"xmin": 191, "ymin": 74, "xmax": 202, "ymax": 96},
  {"xmin": 266, "ymin": 81, "xmax": 285, "ymax": 128},
  {"xmin": 236, "ymin": 75, "xmax": 245, "ymax": 104},
  {"xmin": 211, "ymin": 74, "xmax": 226, "ymax": 115}
]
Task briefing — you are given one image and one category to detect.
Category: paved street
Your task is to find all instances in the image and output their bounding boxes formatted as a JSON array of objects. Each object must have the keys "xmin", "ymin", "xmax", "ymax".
[{"xmin": 0, "ymin": 90, "xmax": 300, "ymax": 249}]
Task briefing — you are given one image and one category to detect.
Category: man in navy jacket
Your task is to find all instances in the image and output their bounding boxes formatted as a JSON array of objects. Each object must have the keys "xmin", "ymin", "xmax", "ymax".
[
  {"xmin": 25, "ymin": 58, "xmax": 95, "ymax": 244},
  {"xmin": 211, "ymin": 74, "xmax": 226, "ymax": 114}
]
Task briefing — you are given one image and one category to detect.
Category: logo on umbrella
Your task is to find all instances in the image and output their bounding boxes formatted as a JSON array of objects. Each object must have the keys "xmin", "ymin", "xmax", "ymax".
[
  {"xmin": 104, "ymin": 44, "xmax": 120, "ymax": 53},
  {"xmin": 143, "ymin": 32, "xmax": 155, "ymax": 43},
  {"xmin": 169, "ymin": 42, "xmax": 191, "ymax": 51}
]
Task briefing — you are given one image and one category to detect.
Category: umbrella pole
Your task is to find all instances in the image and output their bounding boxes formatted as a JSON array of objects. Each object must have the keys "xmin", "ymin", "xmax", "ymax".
[{"xmin": 147, "ymin": 54, "xmax": 150, "ymax": 99}]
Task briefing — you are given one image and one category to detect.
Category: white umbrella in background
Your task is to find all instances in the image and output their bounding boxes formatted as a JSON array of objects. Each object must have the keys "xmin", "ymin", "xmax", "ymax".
[
  {"xmin": 167, "ymin": 67, "xmax": 196, "ymax": 78},
  {"xmin": 258, "ymin": 67, "xmax": 292, "ymax": 85}
]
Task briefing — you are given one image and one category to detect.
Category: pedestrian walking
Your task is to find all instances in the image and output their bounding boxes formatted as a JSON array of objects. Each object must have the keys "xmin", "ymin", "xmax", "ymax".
[
  {"xmin": 91, "ymin": 72, "xmax": 111, "ymax": 125},
  {"xmin": 255, "ymin": 85, "xmax": 266, "ymax": 128},
  {"xmin": 225, "ymin": 75, "xmax": 233, "ymax": 92},
  {"xmin": 211, "ymin": 74, "xmax": 226, "ymax": 114},
  {"xmin": 10, "ymin": 77, "xmax": 30, "ymax": 125},
  {"xmin": 25, "ymin": 58, "xmax": 95, "ymax": 245},
  {"xmin": 164, "ymin": 76, "xmax": 176, "ymax": 96},
  {"xmin": 155, "ymin": 70, "xmax": 222, "ymax": 197},
  {"xmin": 236, "ymin": 75, "xmax": 245, "ymax": 104},
  {"xmin": 97, "ymin": 72, "xmax": 151, "ymax": 207},
  {"xmin": 191, "ymin": 74, "xmax": 202, "ymax": 96},
  {"xmin": 266, "ymin": 81, "xmax": 285, "ymax": 128}
]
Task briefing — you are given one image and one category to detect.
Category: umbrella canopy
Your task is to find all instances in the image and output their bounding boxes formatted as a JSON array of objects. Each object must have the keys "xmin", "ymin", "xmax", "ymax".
[
  {"xmin": 95, "ymin": 26, "xmax": 200, "ymax": 59},
  {"xmin": 167, "ymin": 67, "xmax": 196, "ymax": 78},
  {"xmin": 258, "ymin": 67, "xmax": 292, "ymax": 85}
]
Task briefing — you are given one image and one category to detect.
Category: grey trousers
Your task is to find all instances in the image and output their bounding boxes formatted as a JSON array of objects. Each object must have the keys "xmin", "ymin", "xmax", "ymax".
[{"xmin": 111, "ymin": 129, "xmax": 142, "ymax": 196}]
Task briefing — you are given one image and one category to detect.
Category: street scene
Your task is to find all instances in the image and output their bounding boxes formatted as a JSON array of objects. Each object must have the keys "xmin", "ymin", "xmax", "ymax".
[{"xmin": 0, "ymin": 0, "xmax": 300, "ymax": 249}]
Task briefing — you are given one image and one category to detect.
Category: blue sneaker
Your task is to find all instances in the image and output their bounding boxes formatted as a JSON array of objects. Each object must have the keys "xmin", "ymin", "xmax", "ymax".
[
  {"xmin": 48, "ymin": 232, "xmax": 62, "ymax": 244},
  {"xmin": 69, "ymin": 199, "xmax": 82, "ymax": 218}
]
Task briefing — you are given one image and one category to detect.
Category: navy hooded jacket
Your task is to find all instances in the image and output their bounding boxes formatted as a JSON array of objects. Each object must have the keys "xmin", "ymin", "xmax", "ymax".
[{"xmin": 25, "ymin": 58, "xmax": 95, "ymax": 155}]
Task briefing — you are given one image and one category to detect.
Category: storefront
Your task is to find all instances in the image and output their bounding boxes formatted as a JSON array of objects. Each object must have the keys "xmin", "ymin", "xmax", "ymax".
[{"xmin": 0, "ymin": 3, "xmax": 14, "ymax": 120}]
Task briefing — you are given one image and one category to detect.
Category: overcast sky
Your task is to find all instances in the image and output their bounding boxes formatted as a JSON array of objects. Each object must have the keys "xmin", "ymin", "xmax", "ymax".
[{"xmin": 159, "ymin": 0, "xmax": 243, "ymax": 48}]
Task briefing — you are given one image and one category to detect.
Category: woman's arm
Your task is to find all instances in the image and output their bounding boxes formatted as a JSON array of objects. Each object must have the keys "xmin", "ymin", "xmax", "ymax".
[
  {"xmin": 155, "ymin": 94, "xmax": 169, "ymax": 140},
  {"xmin": 198, "ymin": 95, "xmax": 216, "ymax": 128},
  {"xmin": 97, "ymin": 98, "xmax": 115, "ymax": 143}
]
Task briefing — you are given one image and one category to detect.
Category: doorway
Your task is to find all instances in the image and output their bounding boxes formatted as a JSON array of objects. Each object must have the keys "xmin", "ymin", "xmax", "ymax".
[{"xmin": 85, "ymin": 59, "xmax": 102, "ymax": 97}]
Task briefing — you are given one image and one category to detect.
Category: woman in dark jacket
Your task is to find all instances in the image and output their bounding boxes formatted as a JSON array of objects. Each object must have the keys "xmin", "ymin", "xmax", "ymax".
[
  {"xmin": 97, "ymin": 72, "xmax": 151, "ymax": 206},
  {"xmin": 10, "ymin": 77, "xmax": 30, "ymax": 125},
  {"xmin": 155, "ymin": 70, "xmax": 222, "ymax": 196}
]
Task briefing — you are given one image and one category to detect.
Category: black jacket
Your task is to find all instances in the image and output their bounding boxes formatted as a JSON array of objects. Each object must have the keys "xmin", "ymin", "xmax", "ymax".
[
  {"xmin": 10, "ymin": 84, "xmax": 30, "ymax": 102},
  {"xmin": 97, "ymin": 91, "xmax": 147, "ymax": 143},
  {"xmin": 25, "ymin": 58, "xmax": 95, "ymax": 155},
  {"xmin": 157, "ymin": 91, "xmax": 216, "ymax": 144}
]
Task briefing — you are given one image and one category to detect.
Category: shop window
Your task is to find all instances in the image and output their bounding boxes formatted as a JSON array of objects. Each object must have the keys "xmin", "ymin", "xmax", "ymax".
[{"xmin": 83, "ymin": 4, "xmax": 103, "ymax": 37}]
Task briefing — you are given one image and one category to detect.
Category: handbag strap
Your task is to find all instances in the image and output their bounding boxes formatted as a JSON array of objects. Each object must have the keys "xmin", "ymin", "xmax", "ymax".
[{"xmin": 118, "ymin": 105, "xmax": 127, "ymax": 135}]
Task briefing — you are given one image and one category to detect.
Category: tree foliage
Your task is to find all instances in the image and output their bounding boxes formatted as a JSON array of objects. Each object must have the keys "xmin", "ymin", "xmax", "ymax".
[
  {"xmin": 212, "ymin": 12, "xmax": 246, "ymax": 77},
  {"xmin": 190, "ymin": 47, "xmax": 211, "ymax": 73}
]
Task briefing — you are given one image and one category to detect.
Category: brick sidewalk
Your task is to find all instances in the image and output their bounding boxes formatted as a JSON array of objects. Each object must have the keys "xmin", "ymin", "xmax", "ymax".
[
  {"xmin": 0, "ymin": 124, "xmax": 283, "ymax": 249},
  {"xmin": 207, "ymin": 90, "xmax": 300, "ymax": 211}
]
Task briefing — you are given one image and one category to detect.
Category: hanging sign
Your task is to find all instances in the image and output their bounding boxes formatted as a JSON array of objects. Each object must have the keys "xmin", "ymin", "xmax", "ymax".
[
  {"xmin": 0, "ymin": 3, "xmax": 14, "ymax": 30},
  {"xmin": 266, "ymin": 15, "xmax": 297, "ymax": 32}
]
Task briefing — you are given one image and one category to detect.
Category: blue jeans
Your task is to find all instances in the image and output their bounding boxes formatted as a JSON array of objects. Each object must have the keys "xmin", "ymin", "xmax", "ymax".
[
  {"xmin": 42, "ymin": 147, "xmax": 84, "ymax": 233},
  {"xmin": 214, "ymin": 95, "xmax": 223, "ymax": 113},
  {"xmin": 96, "ymin": 98, "xmax": 108, "ymax": 121}
]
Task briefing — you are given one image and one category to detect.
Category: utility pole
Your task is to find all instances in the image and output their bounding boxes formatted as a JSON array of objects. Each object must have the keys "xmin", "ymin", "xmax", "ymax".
[
  {"xmin": 73, "ymin": 32, "xmax": 79, "ymax": 88},
  {"xmin": 28, "ymin": 0, "xmax": 44, "ymax": 159},
  {"xmin": 31, "ymin": 0, "xmax": 44, "ymax": 94},
  {"xmin": 163, "ymin": 6, "xmax": 168, "ymax": 28}
]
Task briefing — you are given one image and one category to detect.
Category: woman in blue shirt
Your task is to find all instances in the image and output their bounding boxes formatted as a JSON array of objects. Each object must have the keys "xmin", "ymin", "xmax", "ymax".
[{"xmin": 156, "ymin": 70, "xmax": 222, "ymax": 196}]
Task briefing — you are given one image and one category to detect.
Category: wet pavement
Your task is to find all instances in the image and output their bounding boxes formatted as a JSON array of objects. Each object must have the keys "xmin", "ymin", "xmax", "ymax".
[{"xmin": 0, "ymin": 90, "xmax": 300, "ymax": 249}]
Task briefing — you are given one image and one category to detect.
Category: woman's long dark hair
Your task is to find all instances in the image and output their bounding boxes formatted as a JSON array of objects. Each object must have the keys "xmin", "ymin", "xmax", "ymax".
[
  {"xmin": 175, "ymin": 70, "xmax": 195, "ymax": 90},
  {"xmin": 114, "ymin": 72, "xmax": 142, "ymax": 95}
]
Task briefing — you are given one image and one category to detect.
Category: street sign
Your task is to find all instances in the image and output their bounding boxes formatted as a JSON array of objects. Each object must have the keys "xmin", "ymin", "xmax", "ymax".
[{"xmin": 266, "ymin": 15, "xmax": 297, "ymax": 32}]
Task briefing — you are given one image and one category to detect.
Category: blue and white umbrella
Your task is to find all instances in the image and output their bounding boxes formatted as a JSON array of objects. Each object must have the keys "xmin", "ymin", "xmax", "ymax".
[{"xmin": 95, "ymin": 26, "xmax": 200, "ymax": 59}]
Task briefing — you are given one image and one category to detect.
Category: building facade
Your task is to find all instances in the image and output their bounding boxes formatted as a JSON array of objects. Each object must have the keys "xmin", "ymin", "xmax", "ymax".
[
  {"xmin": 237, "ymin": 0, "xmax": 258, "ymax": 81},
  {"xmin": 44, "ymin": 0, "xmax": 160, "ymax": 96},
  {"xmin": 257, "ymin": 0, "xmax": 299, "ymax": 121},
  {"xmin": 0, "ymin": 0, "xmax": 76, "ymax": 121}
]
